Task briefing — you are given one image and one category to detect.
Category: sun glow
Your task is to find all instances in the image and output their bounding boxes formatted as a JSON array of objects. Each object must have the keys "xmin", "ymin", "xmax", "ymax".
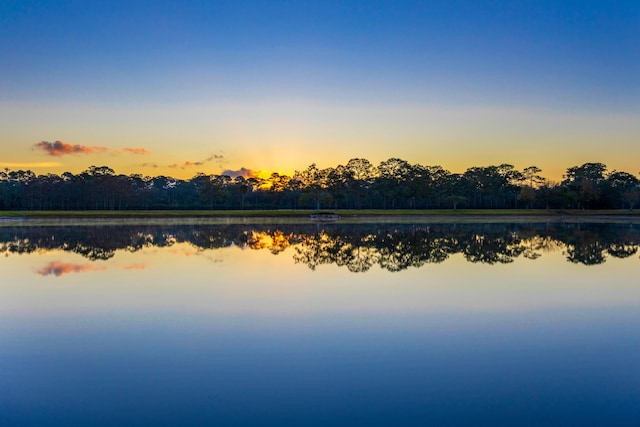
[{"xmin": 247, "ymin": 231, "xmax": 297, "ymax": 254}]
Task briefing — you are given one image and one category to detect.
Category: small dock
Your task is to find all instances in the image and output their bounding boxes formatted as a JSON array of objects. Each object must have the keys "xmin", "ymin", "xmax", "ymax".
[{"xmin": 309, "ymin": 212, "xmax": 340, "ymax": 221}]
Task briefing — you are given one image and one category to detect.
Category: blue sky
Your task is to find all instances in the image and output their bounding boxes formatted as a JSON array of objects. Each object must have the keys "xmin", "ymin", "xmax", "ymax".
[{"xmin": 1, "ymin": 0, "xmax": 638, "ymax": 178}]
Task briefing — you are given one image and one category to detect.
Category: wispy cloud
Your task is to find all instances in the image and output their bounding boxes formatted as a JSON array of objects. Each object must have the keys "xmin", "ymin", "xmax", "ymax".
[
  {"xmin": 184, "ymin": 161, "xmax": 204, "ymax": 167},
  {"xmin": 169, "ymin": 153, "xmax": 225, "ymax": 170},
  {"xmin": 205, "ymin": 154, "xmax": 225, "ymax": 162},
  {"xmin": 221, "ymin": 167, "xmax": 261, "ymax": 178},
  {"xmin": 121, "ymin": 147, "xmax": 150, "ymax": 155},
  {"xmin": 37, "ymin": 261, "xmax": 106, "ymax": 277},
  {"xmin": 168, "ymin": 161, "xmax": 204, "ymax": 169},
  {"xmin": 141, "ymin": 162, "xmax": 159, "ymax": 168},
  {"xmin": 34, "ymin": 140, "xmax": 108, "ymax": 156}
]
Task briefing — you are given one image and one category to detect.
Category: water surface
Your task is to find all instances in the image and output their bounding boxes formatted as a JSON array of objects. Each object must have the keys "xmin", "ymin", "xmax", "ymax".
[{"xmin": 1, "ymin": 220, "xmax": 639, "ymax": 426}]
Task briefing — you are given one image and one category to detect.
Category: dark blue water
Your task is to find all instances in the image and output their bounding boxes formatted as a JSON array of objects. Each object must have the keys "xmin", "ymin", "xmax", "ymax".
[{"xmin": 2, "ymin": 310, "xmax": 639, "ymax": 427}]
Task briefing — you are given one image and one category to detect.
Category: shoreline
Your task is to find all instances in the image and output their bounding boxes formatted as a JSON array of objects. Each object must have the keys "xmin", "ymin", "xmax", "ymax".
[
  {"xmin": 2, "ymin": 209, "xmax": 640, "ymax": 226},
  {"xmin": 1, "ymin": 208, "xmax": 640, "ymax": 217}
]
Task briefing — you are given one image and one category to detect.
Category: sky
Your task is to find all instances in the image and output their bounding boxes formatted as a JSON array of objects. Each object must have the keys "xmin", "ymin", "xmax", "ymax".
[{"xmin": 1, "ymin": 0, "xmax": 638, "ymax": 180}]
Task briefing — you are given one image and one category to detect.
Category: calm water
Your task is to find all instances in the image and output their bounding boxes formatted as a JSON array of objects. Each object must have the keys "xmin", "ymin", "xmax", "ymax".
[{"xmin": 1, "ymin": 220, "xmax": 639, "ymax": 426}]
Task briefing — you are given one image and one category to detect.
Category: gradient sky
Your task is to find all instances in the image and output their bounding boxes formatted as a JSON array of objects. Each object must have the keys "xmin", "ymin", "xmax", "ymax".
[{"xmin": 1, "ymin": 0, "xmax": 638, "ymax": 180}]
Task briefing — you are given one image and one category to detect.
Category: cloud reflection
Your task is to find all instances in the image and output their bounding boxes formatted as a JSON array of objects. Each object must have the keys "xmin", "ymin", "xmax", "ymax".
[
  {"xmin": 37, "ymin": 261, "xmax": 149, "ymax": 277},
  {"xmin": 38, "ymin": 261, "xmax": 107, "ymax": 277},
  {"xmin": 122, "ymin": 263, "xmax": 150, "ymax": 270}
]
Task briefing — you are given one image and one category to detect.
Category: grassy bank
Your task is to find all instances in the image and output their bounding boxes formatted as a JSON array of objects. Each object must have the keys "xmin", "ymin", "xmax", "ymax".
[{"xmin": 1, "ymin": 209, "xmax": 639, "ymax": 218}]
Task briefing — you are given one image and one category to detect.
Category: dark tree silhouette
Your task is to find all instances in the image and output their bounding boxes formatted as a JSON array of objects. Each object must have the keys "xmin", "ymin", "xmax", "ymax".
[{"xmin": 1, "ymin": 160, "xmax": 639, "ymax": 211}]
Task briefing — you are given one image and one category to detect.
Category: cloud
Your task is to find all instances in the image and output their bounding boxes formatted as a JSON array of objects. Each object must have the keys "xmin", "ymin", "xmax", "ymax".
[
  {"xmin": 34, "ymin": 140, "xmax": 108, "ymax": 156},
  {"xmin": 184, "ymin": 161, "xmax": 203, "ymax": 167},
  {"xmin": 168, "ymin": 160, "xmax": 204, "ymax": 169},
  {"xmin": 37, "ymin": 261, "xmax": 106, "ymax": 277},
  {"xmin": 34, "ymin": 141, "xmax": 152, "ymax": 157},
  {"xmin": 221, "ymin": 167, "xmax": 261, "ymax": 178},
  {"xmin": 121, "ymin": 148, "xmax": 150, "ymax": 155},
  {"xmin": 205, "ymin": 154, "xmax": 225, "ymax": 162},
  {"xmin": 141, "ymin": 162, "xmax": 159, "ymax": 168},
  {"xmin": 169, "ymin": 153, "xmax": 225, "ymax": 170}
]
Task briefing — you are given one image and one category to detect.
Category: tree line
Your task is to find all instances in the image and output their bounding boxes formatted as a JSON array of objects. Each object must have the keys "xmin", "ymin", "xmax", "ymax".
[{"xmin": 1, "ymin": 159, "xmax": 639, "ymax": 210}]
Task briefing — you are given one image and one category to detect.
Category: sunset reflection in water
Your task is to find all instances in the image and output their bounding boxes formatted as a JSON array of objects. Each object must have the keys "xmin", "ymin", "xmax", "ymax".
[{"xmin": 1, "ymin": 221, "xmax": 639, "ymax": 426}]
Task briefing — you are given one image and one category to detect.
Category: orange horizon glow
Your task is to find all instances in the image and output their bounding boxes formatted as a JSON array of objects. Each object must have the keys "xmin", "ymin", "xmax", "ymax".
[{"xmin": 0, "ymin": 157, "xmax": 635, "ymax": 184}]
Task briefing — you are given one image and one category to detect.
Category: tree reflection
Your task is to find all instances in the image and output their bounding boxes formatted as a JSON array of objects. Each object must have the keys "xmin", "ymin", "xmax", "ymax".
[
  {"xmin": 1, "ymin": 222, "xmax": 639, "ymax": 271},
  {"xmin": 462, "ymin": 233, "xmax": 525, "ymax": 264},
  {"xmin": 375, "ymin": 227, "xmax": 455, "ymax": 271},
  {"xmin": 607, "ymin": 244, "xmax": 638, "ymax": 259},
  {"xmin": 292, "ymin": 231, "xmax": 342, "ymax": 271},
  {"xmin": 563, "ymin": 227, "xmax": 614, "ymax": 265},
  {"xmin": 519, "ymin": 235, "xmax": 561, "ymax": 260}
]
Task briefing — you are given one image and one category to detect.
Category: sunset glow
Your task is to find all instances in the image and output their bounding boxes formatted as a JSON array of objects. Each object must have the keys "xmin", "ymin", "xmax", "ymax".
[{"xmin": 0, "ymin": 1, "xmax": 637, "ymax": 182}]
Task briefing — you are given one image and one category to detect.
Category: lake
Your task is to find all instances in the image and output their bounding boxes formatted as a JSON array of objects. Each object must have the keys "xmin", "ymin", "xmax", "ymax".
[{"xmin": 1, "ymin": 219, "xmax": 639, "ymax": 426}]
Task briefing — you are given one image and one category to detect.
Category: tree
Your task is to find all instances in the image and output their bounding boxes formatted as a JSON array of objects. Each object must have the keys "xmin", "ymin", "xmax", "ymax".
[
  {"xmin": 518, "ymin": 166, "xmax": 543, "ymax": 209},
  {"xmin": 294, "ymin": 164, "xmax": 326, "ymax": 210},
  {"xmin": 419, "ymin": 165, "xmax": 450, "ymax": 208},
  {"xmin": 443, "ymin": 173, "xmax": 467, "ymax": 209},
  {"xmin": 563, "ymin": 163, "xmax": 608, "ymax": 209},
  {"xmin": 325, "ymin": 166, "xmax": 349, "ymax": 209},
  {"xmin": 522, "ymin": 166, "xmax": 543, "ymax": 188},
  {"xmin": 565, "ymin": 163, "xmax": 607, "ymax": 183},
  {"xmin": 200, "ymin": 175, "xmax": 231, "ymax": 209},
  {"xmin": 80, "ymin": 166, "xmax": 117, "ymax": 209},
  {"xmin": 447, "ymin": 195, "xmax": 467, "ymax": 210},
  {"xmin": 517, "ymin": 185, "xmax": 537, "ymax": 208},
  {"xmin": 463, "ymin": 166, "xmax": 516, "ymax": 208},
  {"xmin": 497, "ymin": 164, "xmax": 523, "ymax": 208},
  {"xmin": 607, "ymin": 170, "xmax": 639, "ymax": 209},
  {"xmin": 377, "ymin": 158, "xmax": 411, "ymax": 209},
  {"xmin": 233, "ymin": 176, "xmax": 249, "ymax": 209},
  {"xmin": 1, "ymin": 158, "xmax": 638, "ymax": 211},
  {"xmin": 345, "ymin": 158, "xmax": 376, "ymax": 209},
  {"xmin": 246, "ymin": 177, "xmax": 265, "ymax": 208}
]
